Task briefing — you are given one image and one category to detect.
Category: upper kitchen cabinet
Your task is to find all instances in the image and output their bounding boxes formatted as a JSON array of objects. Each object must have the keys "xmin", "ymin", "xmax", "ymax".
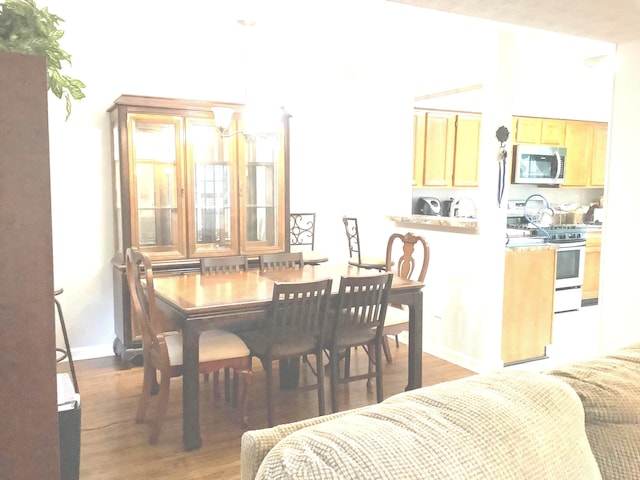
[
  {"xmin": 563, "ymin": 120, "xmax": 608, "ymax": 188},
  {"xmin": 108, "ymin": 94, "xmax": 290, "ymax": 364},
  {"xmin": 413, "ymin": 110, "xmax": 481, "ymax": 188},
  {"xmin": 514, "ymin": 117, "xmax": 565, "ymax": 145}
]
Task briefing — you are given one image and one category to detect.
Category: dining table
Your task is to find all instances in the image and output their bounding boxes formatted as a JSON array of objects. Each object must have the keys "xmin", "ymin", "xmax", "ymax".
[{"xmin": 152, "ymin": 263, "xmax": 424, "ymax": 451}]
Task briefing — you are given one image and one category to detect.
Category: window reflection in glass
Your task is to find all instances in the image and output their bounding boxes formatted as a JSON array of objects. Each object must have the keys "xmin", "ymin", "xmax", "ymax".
[
  {"xmin": 246, "ymin": 133, "xmax": 279, "ymax": 244},
  {"xmin": 191, "ymin": 123, "xmax": 232, "ymax": 248},
  {"xmin": 133, "ymin": 122, "xmax": 178, "ymax": 247}
]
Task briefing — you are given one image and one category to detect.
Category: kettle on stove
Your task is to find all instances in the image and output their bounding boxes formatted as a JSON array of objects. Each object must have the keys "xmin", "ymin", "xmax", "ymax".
[{"xmin": 415, "ymin": 197, "xmax": 441, "ymax": 216}]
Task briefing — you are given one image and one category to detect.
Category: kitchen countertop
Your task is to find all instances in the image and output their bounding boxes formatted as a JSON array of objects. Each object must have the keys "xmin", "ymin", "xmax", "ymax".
[{"xmin": 388, "ymin": 214, "xmax": 478, "ymax": 233}]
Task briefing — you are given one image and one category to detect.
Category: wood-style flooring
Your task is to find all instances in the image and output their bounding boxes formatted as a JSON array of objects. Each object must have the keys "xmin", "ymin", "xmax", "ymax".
[{"xmin": 73, "ymin": 344, "xmax": 473, "ymax": 479}]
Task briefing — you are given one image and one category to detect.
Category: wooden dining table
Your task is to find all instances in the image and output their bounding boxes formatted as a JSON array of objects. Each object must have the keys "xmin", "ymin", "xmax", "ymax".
[{"xmin": 152, "ymin": 263, "xmax": 424, "ymax": 451}]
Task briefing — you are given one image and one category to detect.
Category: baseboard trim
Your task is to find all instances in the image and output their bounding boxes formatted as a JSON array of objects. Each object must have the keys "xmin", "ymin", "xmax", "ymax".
[{"xmin": 69, "ymin": 343, "xmax": 115, "ymax": 361}]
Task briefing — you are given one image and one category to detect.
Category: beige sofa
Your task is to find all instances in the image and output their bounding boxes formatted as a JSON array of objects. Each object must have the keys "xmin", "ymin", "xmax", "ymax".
[{"xmin": 241, "ymin": 344, "xmax": 640, "ymax": 480}]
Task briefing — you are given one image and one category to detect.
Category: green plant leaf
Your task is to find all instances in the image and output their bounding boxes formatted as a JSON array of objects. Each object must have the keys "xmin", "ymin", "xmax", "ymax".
[{"xmin": 0, "ymin": 0, "xmax": 85, "ymax": 120}]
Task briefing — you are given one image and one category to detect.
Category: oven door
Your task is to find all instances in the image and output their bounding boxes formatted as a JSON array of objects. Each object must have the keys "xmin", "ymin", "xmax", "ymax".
[{"xmin": 555, "ymin": 241, "xmax": 586, "ymax": 289}]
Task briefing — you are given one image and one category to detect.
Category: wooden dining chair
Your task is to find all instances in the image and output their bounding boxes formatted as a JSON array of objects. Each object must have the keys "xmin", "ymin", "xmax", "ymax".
[
  {"xmin": 200, "ymin": 255, "xmax": 250, "ymax": 396},
  {"xmin": 326, "ymin": 272, "xmax": 393, "ymax": 413},
  {"xmin": 290, "ymin": 213, "xmax": 329, "ymax": 264},
  {"xmin": 200, "ymin": 255, "xmax": 249, "ymax": 274},
  {"xmin": 342, "ymin": 216, "xmax": 387, "ymax": 270},
  {"xmin": 383, "ymin": 232, "xmax": 429, "ymax": 363},
  {"xmin": 259, "ymin": 252, "xmax": 304, "ymax": 271},
  {"xmin": 125, "ymin": 248, "xmax": 253, "ymax": 444},
  {"xmin": 238, "ymin": 278, "xmax": 333, "ymax": 427}
]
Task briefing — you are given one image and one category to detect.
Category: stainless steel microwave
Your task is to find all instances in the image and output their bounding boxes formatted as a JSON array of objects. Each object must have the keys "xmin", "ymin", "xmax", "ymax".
[{"xmin": 512, "ymin": 145, "xmax": 567, "ymax": 185}]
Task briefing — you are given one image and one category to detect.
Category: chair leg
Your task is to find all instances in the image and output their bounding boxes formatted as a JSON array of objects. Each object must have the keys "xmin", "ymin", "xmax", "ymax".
[
  {"xmin": 366, "ymin": 344, "xmax": 375, "ymax": 393},
  {"xmin": 382, "ymin": 336, "xmax": 393, "ymax": 364},
  {"xmin": 344, "ymin": 347, "xmax": 351, "ymax": 381},
  {"xmin": 212, "ymin": 370, "xmax": 220, "ymax": 403},
  {"xmin": 375, "ymin": 341, "xmax": 384, "ymax": 403},
  {"xmin": 395, "ymin": 334, "xmax": 400, "ymax": 348},
  {"xmin": 237, "ymin": 369, "xmax": 252, "ymax": 427},
  {"xmin": 149, "ymin": 370, "xmax": 171, "ymax": 444},
  {"xmin": 136, "ymin": 358, "xmax": 154, "ymax": 424},
  {"xmin": 262, "ymin": 358, "xmax": 275, "ymax": 427},
  {"xmin": 330, "ymin": 348, "xmax": 340, "ymax": 414},
  {"xmin": 315, "ymin": 351, "xmax": 326, "ymax": 416},
  {"xmin": 224, "ymin": 367, "xmax": 231, "ymax": 403}
]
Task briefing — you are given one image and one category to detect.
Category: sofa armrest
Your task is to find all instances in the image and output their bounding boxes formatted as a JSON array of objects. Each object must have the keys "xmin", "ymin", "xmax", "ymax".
[{"xmin": 240, "ymin": 406, "xmax": 370, "ymax": 480}]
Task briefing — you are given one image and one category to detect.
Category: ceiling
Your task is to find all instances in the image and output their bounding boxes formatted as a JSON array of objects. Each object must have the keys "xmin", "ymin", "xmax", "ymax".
[{"xmin": 389, "ymin": 0, "xmax": 640, "ymax": 44}]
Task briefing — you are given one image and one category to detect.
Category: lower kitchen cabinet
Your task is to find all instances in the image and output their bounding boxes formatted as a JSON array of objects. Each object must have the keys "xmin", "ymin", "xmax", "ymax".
[
  {"xmin": 583, "ymin": 230, "xmax": 602, "ymax": 302},
  {"xmin": 502, "ymin": 246, "xmax": 556, "ymax": 365}
]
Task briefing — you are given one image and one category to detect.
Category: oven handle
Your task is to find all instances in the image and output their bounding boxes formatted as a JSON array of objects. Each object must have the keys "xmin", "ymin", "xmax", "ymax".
[{"xmin": 554, "ymin": 241, "xmax": 586, "ymax": 249}]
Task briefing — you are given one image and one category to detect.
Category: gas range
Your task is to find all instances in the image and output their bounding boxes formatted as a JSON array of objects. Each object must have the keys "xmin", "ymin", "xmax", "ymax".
[
  {"xmin": 506, "ymin": 224, "xmax": 587, "ymax": 244},
  {"xmin": 531, "ymin": 225, "xmax": 587, "ymax": 243}
]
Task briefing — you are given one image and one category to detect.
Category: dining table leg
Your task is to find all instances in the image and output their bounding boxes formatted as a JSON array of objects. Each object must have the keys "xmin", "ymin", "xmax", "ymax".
[
  {"xmin": 183, "ymin": 325, "xmax": 201, "ymax": 451},
  {"xmin": 406, "ymin": 290, "xmax": 423, "ymax": 391}
]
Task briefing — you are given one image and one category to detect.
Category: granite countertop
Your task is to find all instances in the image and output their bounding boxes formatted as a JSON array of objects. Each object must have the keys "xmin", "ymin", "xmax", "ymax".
[{"xmin": 388, "ymin": 214, "xmax": 478, "ymax": 233}]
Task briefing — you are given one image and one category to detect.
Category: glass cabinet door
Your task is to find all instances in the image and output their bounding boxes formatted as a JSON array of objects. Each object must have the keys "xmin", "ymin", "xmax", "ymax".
[
  {"xmin": 239, "ymin": 124, "xmax": 286, "ymax": 254},
  {"xmin": 129, "ymin": 114, "xmax": 186, "ymax": 258},
  {"xmin": 185, "ymin": 118, "xmax": 239, "ymax": 256}
]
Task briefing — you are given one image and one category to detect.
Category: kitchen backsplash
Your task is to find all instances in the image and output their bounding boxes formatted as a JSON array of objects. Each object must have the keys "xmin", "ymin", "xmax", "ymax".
[{"xmin": 412, "ymin": 185, "xmax": 604, "ymax": 217}]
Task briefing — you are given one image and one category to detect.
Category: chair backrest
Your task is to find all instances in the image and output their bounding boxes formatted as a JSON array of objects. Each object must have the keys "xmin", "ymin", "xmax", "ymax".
[
  {"xmin": 342, "ymin": 216, "xmax": 361, "ymax": 264},
  {"xmin": 259, "ymin": 252, "xmax": 304, "ymax": 271},
  {"xmin": 290, "ymin": 213, "xmax": 316, "ymax": 250},
  {"xmin": 385, "ymin": 232, "xmax": 430, "ymax": 282},
  {"xmin": 267, "ymin": 278, "xmax": 333, "ymax": 342},
  {"xmin": 331, "ymin": 272, "xmax": 393, "ymax": 338},
  {"xmin": 125, "ymin": 248, "xmax": 165, "ymax": 358},
  {"xmin": 200, "ymin": 255, "xmax": 249, "ymax": 274}
]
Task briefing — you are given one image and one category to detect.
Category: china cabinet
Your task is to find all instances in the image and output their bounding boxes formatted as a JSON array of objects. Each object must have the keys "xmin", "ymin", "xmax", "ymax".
[{"xmin": 109, "ymin": 95, "xmax": 290, "ymax": 364}]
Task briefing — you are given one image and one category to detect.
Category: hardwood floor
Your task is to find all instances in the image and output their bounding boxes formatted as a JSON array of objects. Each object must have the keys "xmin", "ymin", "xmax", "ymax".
[{"xmin": 74, "ymin": 345, "xmax": 473, "ymax": 479}]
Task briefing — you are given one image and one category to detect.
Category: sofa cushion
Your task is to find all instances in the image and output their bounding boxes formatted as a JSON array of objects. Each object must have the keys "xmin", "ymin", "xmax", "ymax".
[
  {"xmin": 251, "ymin": 370, "xmax": 600, "ymax": 480},
  {"xmin": 545, "ymin": 343, "xmax": 640, "ymax": 480}
]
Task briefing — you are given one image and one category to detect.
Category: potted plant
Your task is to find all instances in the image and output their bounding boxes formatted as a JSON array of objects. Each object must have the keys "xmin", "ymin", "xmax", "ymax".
[{"xmin": 0, "ymin": 0, "xmax": 85, "ymax": 119}]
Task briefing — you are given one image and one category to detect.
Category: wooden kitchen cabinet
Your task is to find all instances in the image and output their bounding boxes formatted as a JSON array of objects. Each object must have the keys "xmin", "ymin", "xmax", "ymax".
[
  {"xmin": 583, "ymin": 230, "xmax": 602, "ymax": 302},
  {"xmin": 502, "ymin": 246, "xmax": 556, "ymax": 365},
  {"xmin": 590, "ymin": 123, "xmax": 608, "ymax": 187},
  {"xmin": 413, "ymin": 110, "xmax": 480, "ymax": 187},
  {"xmin": 108, "ymin": 95, "xmax": 290, "ymax": 364},
  {"xmin": 564, "ymin": 120, "xmax": 608, "ymax": 187},
  {"xmin": 514, "ymin": 117, "xmax": 565, "ymax": 145}
]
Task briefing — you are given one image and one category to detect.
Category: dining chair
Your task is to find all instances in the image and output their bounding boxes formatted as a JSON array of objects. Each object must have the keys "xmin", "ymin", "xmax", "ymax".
[
  {"xmin": 290, "ymin": 213, "xmax": 329, "ymax": 264},
  {"xmin": 200, "ymin": 255, "xmax": 250, "ymax": 397},
  {"xmin": 383, "ymin": 232, "xmax": 430, "ymax": 363},
  {"xmin": 342, "ymin": 216, "xmax": 387, "ymax": 270},
  {"xmin": 125, "ymin": 248, "xmax": 253, "ymax": 444},
  {"xmin": 259, "ymin": 251, "xmax": 304, "ymax": 271},
  {"xmin": 200, "ymin": 255, "xmax": 249, "ymax": 274},
  {"xmin": 238, "ymin": 278, "xmax": 333, "ymax": 427},
  {"xmin": 326, "ymin": 272, "xmax": 393, "ymax": 413}
]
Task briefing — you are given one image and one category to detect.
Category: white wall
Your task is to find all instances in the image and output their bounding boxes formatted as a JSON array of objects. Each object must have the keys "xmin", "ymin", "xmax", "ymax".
[{"xmin": 599, "ymin": 40, "xmax": 640, "ymax": 353}]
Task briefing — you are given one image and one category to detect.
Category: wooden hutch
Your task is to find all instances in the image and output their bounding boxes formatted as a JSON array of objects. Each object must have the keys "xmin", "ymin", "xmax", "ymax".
[{"xmin": 108, "ymin": 95, "xmax": 290, "ymax": 365}]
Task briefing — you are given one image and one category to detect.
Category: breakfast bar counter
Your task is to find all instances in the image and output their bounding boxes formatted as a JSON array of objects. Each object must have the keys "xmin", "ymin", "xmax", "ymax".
[{"xmin": 388, "ymin": 215, "xmax": 478, "ymax": 234}]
